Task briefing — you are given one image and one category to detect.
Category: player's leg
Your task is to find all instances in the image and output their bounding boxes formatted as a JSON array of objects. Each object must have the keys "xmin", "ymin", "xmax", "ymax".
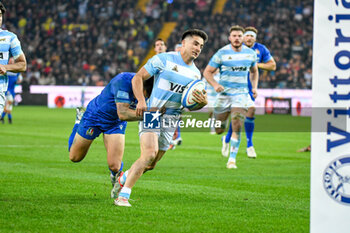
[
  {"xmin": 245, "ymin": 106, "xmax": 257, "ymax": 158},
  {"xmin": 214, "ymin": 111, "xmax": 230, "ymax": 134},
  {"xmin": 115, "ymin": 132, "xmax": 159, "ymax": 207},
  {"xmin": 69, "ymin": 134, "xmax": 93, "ymax": 162},
  {"xmin": 103, "ymin": 133, "xmax": 125, "ymax": 198},
  {"xmin": 68, "ymin": 107, "xmax": 97, "ymax": 162},
  {"xmin": 68, "ymin": 107, "xmax": 85, "ymax": 151},
  {"xmin": 5, "ymin": 98, "xmax": 13, "ymax": 124},
  {"xmin": 0, "ymin": 91, "xmax": 5, "ymax": 122},
  {"xmin": 0, "ymin": 111, "xmax": 5, "ymax": 123},
  {"xmin": 226, "ymin": 108, "xmax": 246, "ymax": 169}
]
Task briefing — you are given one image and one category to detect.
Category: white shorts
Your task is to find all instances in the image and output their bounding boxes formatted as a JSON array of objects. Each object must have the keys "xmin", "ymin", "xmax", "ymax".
[
  {"xmin": 214, "ymin": 93, "xmax": 254, "ymax": 114},
  {"xmin": 207, "ymin": 93, "xmax": 217, "ymax": 109},
  {"xmin": 0, "ymin": 91, "xmax": 5, "ymax": 115},
  {"xmin": 139, "ymin": 114, "xmax": 180, "ymax": 151}
]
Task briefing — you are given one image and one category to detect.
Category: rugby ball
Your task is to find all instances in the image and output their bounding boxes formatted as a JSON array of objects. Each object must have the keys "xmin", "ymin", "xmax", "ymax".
[{"xmin": 181, "ymin": 80, "xmax": 206, "ymax": 109}]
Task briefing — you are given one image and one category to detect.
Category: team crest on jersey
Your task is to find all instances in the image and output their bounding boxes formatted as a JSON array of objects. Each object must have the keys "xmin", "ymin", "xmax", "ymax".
[
  {"xmin": 86, "ymin": 127, "xmax": 94, "ymax": 136},
  {"xmin": 172, "ymin": 65, "xmax": 179, "ymax": 72},
  {"xmin": 228, "ymin": 56, "xmax": 232, "ymax": 60},
  {"xmin": 323, "ymin": 155, "xmax": 350, "ymax": 205},
  {"xmin": 255, "ymin": 49, "xmax": 260, "ymax": 55},
  {"xmin": 0, "ymin": 38, "xmax": 5, "ymax": 42}
]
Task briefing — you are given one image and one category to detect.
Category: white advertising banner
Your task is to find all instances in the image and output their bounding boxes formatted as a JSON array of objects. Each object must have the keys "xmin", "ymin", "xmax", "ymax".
[{"xmin": 311, "ymin": 1, "xmax": 350, "ymax": 233}]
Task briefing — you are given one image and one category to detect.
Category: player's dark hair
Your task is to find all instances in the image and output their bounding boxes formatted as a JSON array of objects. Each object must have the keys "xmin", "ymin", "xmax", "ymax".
[
  {"xmin": 143, "ymin": 76, "xmax": 154, "ymax": 98},
  {"xmin": 181, "ymin": 29, "xmax": 208, "ymax": 43},
  {"xmin": 229, "ymin": 25, "xmax": 245, "ymax": 34},
  {"xmin": 154, "ymin": 38, "xmax": 166, "ymax": 47},
  {"xmin": 245, "ymin": 26, "xmax": 258, "ymax": 34},
  {"xmin": 0, "ymin": 2, "xmax": 6, "ymax": 14}
]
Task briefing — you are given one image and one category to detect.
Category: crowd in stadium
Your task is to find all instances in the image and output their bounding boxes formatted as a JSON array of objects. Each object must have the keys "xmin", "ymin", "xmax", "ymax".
[{"xmin": 5, "ymin": 0, "xmax": 312, "ymax": 89}]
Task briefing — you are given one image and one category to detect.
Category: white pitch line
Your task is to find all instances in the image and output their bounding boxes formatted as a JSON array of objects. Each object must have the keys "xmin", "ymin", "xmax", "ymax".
[{"xmin": 0, "ymin": 144, "xmax": 66, "ymax": 148}]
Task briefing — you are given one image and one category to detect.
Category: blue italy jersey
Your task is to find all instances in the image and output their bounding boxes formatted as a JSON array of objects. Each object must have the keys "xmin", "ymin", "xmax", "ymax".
[
  {"xmin": 6, "ymin": 72, "xmax": 20, "ymax": 97},
  {"xmin": 0, "ymin": 29, "xmax": 24, "ymax": 92},
  {"xmin": 247, "ymin": 42, "xmax": 273, "ymax": 95},
  {"xmin": 144, "ymin": 51, "xmax": 201, "ymax": 114},
  {"xmin": 208, "ymin": 44, "xmax": 257, "ymax": 95},
  {"xmin": 84, "ymin": 72, "xmax": 136, "ymax": 124}
]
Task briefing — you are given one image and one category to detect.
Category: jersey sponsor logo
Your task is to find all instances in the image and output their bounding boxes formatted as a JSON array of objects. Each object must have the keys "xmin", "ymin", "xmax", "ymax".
[
  {"xmin": 169, "ymin": 82, "xmax": 186, "ymax": 94},
  {"xmin": 0, "ymin": 38, "xmax": 5, "ymax": 42},
  {"xmin": 86, "ymin": 127, "xmax": 94, "ymax": 136},
  {"xmin": 228, "ymin": 56, "xmax": 232, "ymax": 60},
  {"xmin": 323, "ymin": 155, "xmax": 350, "ymax": 205},
  {"xmin": 231, "ymin": 66, "xmax": 248, "ymax": 72},
  {"xmin": 172, "ymin": 65, "xmax": 179, "ymax": 72}
]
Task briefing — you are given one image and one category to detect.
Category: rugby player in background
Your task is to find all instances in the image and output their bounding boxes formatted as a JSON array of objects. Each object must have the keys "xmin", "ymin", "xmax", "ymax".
[{"xmin": 221, "ymin": 26, "xmax": 276, "ymax": 159}]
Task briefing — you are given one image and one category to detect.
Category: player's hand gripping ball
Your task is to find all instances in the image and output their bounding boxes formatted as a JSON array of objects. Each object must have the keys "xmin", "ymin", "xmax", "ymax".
[{"xmin": 181, "ymin": 80, "xmax": 206, "ymax": 109}]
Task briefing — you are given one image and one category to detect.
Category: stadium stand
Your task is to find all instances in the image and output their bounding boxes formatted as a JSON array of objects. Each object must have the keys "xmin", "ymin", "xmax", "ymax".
[{"xmin": 6, "ymin": 0, "xmax": 312, "ymax": 89}]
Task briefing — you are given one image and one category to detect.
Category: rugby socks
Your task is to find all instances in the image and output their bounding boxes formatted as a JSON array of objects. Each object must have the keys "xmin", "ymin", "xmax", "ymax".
[
  {"xmin": 245, "ymin": 117, "xmax": 255, "ymax": 148},
  {"xmin": 1, "ymin": 112, "xmax": 5, "ymax": 119},
  {"xmin": 176, "ymin": 126, "xmax": 181, "ymax": 139},
  {"xmin": 8, "ymin": 113, "xmax": 12, "ymax": 121},
  {"xmin": 225, "ymin": 123, "xmax": 232, "ymax": 143},
  {"xmin": 109, "ymin": 161, "xmax": 124, "ymax": 176},
  {"xmin": 119, "ymin": 186, "xmax": 131, "ymax": 199},
  {"xmin": 229, "ymin": 137, "xmax": 241, "ymax": 160},
  {"xmin": 68, "ymin": 123, "xmax": 79, "ymax": 151},
  {"xmin": 119, "ymin": 170, "xmax": 129, "ymax": 186}
]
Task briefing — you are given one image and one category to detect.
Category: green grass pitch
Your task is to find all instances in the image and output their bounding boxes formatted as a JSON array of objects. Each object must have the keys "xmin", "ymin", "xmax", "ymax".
[{"xmin": 0, "ymin": 106, "xmax": 310, "ymax": 233}]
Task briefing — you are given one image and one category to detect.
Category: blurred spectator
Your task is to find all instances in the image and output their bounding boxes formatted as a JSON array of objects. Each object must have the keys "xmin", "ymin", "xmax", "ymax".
[{"xmin": 6, "ymin": 0, "xmax": 312, "ymax": 89}]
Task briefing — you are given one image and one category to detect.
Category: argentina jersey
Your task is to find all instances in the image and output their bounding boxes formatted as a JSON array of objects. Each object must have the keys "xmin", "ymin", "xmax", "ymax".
[
  {"xmin": 0, "ymin": 29, "xmax": 24, "ymax": 92},
  {"xmin": 208, "ymin": 44, "xmax": 257, "ymax": 95},
  {"xmin": 144, "ymin": 51, "xmax": 201, "ymax": 114}
]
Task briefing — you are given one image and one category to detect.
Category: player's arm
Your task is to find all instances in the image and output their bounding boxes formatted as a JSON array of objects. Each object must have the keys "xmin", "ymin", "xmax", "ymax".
[
  {"xmin": 249, "ymin": 64, "xmax": 259, "ymax": 98},
  {"xmin": 116, "ymin": 102, "xmax": 142, "ymax": 121},
  {"xmin": 258, "ymin": 57, "xmax": 276, "ymax": 71},
  {"xmin": 203, "ymin": 66, "xmax": 224, "ymax": 92},
  {"xmin": 132, "ymin": 67, "xmax": 152, "ymax": 117},
  {"xmin": 0, "ymin": 54, "xmax": 27, "ymax": 75}
]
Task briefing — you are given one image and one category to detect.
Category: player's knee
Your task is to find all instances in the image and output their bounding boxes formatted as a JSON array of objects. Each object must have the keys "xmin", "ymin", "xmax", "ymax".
[
  {"xmin": 215, "ymin": 128, "xmax": 224, "ymax": 134},
  {"xmin": 142, "ymin": 148, "xmax": 158, "ymax": 162},
  {"xmin": 145, "ymin": 165, "xmax": 155, "ymax": 172},
  {"xmin": 232, "ymin": 112, "xmax": 245, "ymax": 122},
  {"xmin": 108, "ymin": 163, "xmax": 121, "ymax": 172},
  {"xmin": 69, "ymin": 152, "xmax": 83, "ymax": 163}
]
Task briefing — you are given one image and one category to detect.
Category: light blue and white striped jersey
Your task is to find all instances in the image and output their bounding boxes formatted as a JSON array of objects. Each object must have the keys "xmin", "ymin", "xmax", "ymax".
[
  {"xmin": 144, "ymin": 51, "xmax": 201, "ymax": 114},
  {"xmin": 0, "ymin": 29, "xmax": 24, "ymax": 92},
  {"xmin": 204, "ymin": 72, "xmax": 220, "ymax": 98},
  {"xmin": 208, "ymin": 44, "xmax": 257, "ymax": 95}
]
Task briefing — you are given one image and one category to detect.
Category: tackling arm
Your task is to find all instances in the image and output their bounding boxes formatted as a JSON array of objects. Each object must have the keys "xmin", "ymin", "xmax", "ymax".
[
  {"xmin": 258, "ymin": 57, "xmax": 276, "ymax": 71},
  {"xmin": 116, "ymin": 103, "xmax": 142, "ymax": 121},
  {"xmin": 132, "ymin": 67, "xmax": 151, "ymax": 117}
]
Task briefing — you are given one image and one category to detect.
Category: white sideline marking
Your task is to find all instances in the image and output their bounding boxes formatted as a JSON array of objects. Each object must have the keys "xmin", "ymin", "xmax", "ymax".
[{"xmin": 0, "ymin": 145, "xmax": 66, "ymax": 148}]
